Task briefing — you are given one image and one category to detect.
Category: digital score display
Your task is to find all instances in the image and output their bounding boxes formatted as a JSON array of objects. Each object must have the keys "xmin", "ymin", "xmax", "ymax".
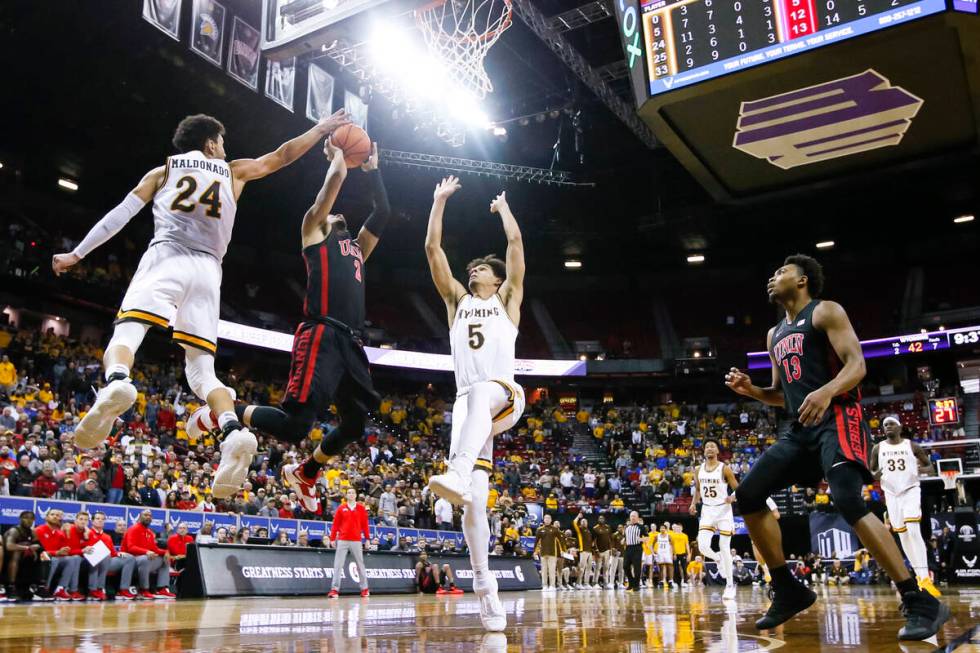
[
  {"xmin": 747, "ymin": 324, "xmax": 980, "ymax": 370},
  {"xmin": 928, "ymin": 397, "xmax": 960, "ymax": 425},
  {"xmin": 640, "ymin": 0, "xmax": 947, "ymax": 96}
]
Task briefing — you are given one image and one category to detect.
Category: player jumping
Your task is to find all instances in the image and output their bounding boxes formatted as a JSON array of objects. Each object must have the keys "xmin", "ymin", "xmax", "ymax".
[
  {"xmin": 52, "ymin": 110, "xmax": 351, "ymax": 501},
  {"xmin": 423, "ymin": 177, "xmax": 525, "ymax": 632}
]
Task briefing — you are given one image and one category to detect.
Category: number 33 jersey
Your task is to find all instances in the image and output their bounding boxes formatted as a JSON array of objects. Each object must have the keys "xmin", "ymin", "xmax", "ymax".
[
  {"xmin": 450, "ymin": 293, "xmax": 517, "ymax": 394},
  {"xmin": 151, "ymin": 150, "xmax": 237, "ymax": 261}
]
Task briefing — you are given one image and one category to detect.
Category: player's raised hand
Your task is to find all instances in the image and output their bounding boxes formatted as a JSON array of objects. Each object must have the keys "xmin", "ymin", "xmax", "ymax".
[
  {"xmin": 317, "ymin": 109, "xmax": 351, "ymax": 135},
  {"xmin": 51, "ymin": 252, "xmax": 80, "ymax": 276},
  {"xmin": 433, "ymin": 176, "xmax": 461, "ymax": 202},
  {"xmin": 489, "ymin": 191, "xmax": 508, "ymax": 214},
  {"xmin": 360, "ymin": 142, "xmax": 380, "ymax": 172},
  {"xmin": 323, "ymin": 137, "xmax": 347, "ymax": 169},
  {"xmin": 724, "ymin": 367, "xmax": 753, "ymax": 396}
]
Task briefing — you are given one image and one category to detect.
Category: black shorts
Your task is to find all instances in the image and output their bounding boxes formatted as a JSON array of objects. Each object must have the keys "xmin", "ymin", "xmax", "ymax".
[
  {"xmin": 746, "ymin": 402, "xmax": 873, "ymax": 490},
  {"xmin": 282, "ymin": 320, "xmax": 380, "ymax": 417},
  {"xmin": 418, "ymin": 569, "xmax": 439, "ymax": 594}
]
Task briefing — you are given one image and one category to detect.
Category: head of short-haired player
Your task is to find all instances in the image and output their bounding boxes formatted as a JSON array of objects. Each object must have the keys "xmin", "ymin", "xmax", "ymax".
[
  {"xmin": 703, "ymin": 439, "xmax": 720, "ymax": 460},
  {"xmin": 466, "ymin": 255, "xmax": 506, "ymax": 295},
  {"xmin": 883, "ymin": 417, "xmax": 902, "ymax": 441},
  {"xmin": 768, "ymin": 254, "xmax": 824, "ymax": 305},
  {"xmin": 172, "ymin": 114, "xmax": 227, "ymax": 159}
]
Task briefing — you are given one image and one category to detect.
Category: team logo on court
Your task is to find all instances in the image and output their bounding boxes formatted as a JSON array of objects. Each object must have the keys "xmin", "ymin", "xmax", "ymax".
[{"xmin": 733, "ymin": 69, "xmax": 923, "ymax": 170}]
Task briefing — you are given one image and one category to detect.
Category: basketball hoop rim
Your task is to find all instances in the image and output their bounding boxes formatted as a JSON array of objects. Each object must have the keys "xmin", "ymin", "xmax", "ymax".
[
  {"xmin": 414, "ymin": 0, "xmax": 513, "ymax": 44},
  {"xmin": 940, "ymin": 469, "xmax": 960, "ymax": 489}
]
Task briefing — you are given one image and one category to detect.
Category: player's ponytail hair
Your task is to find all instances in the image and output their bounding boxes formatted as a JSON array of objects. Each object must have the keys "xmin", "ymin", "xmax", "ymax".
[
  {"xmin": 466, "ymin": 255, "xmax": 506, "ymax": 285},
  {"xmin": 784, "ymin": 254, "xmax": 825, "ymax": 298},
  {"xmin": 172, "ymin": 114, "xmax": 226, "ymax": 153}
]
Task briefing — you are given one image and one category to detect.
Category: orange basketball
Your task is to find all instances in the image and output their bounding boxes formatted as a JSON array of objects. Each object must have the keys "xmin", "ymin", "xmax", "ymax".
[{"xmin": 331, "ymin": 123, "xmax": 372, "ymax": 168}]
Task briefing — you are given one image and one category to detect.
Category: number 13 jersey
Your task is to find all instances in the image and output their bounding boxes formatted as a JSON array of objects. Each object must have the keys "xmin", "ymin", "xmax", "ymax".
[
  {"xmin": 151, "ymin": 151, "xmax": 237, "ymax": 261},
  {"xmin": 450, "ymin": 293, "xmax": 517, "ymax": 394}
]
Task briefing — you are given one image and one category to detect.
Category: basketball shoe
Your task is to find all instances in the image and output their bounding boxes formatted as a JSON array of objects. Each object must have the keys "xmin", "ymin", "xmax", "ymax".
[
  {"xmin": 427, "ymin": 467, "xmax": 473, "ymax": 506},
  {"xmin": 282, "ymin": 463, "xmax": 320, "ymax": 512},
  {"xmin": 474, "ymin": 574, "xmax": 506, "ymax": 632},
  {"xmin": 74, "ymin": 379, "xmax": 137, "ymax": 449},
  {"xmin": 211, "ymin": 427, "xmax": 257, "ymax": 499}
]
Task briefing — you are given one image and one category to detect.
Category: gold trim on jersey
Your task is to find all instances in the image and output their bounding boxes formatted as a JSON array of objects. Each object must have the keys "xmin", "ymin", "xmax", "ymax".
[
  {"xmin": 474, "ymin": 458, "xmax": 494, "ymax": 473},
  {"xmin": 718, "ymin": 530, "xmax": 733, "ymax": 536},
  {"xmin": 116, "ymin": 309, "xmax": 170, "ymax": 329},
  {"xmin": 172, "ymin": 330, "xmax": 218, "ymax": 354},
  {"xmin": 491, "ymin": 379, "xmax": 516, "ymax": 423},
  {"xmin": 892, "ymin": 525, "xmax": 908, "ymax": 533},
  {"xmin": 162, "ymin": 155, "xmax": 171, "ymax": 188}
]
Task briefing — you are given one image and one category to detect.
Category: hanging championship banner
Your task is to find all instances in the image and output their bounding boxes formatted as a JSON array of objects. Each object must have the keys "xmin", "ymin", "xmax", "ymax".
[
  {"xmin": 190, "ymin": 0, "xmax": 226, "ymax": 67},
  {"xmin": 265, "ymin": 57, "xmax": 296, "ymax": 111},
  {"xmin": 227, "ymin": 17, "xmax": 260, "ymax": 90},
  {"xmin": 142, "ymin": 0, "xmax": 182, "ymax": 41},
  {"xmin": 306, "ymin": 60, "xmax": 335, "ymax": 123},
  {"xmin": 345, "ymin": 90, "xmax": 368, "ymax": 128}
]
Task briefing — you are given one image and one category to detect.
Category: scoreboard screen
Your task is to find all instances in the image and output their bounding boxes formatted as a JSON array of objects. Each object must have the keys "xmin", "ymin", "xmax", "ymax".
[
  {"xmin": 640, "ymin": 0, "xmax": 947, "ymax": 96},
  {"xmin": 928, "ymin": 397, "xmax": 960, "ymax": 425}
]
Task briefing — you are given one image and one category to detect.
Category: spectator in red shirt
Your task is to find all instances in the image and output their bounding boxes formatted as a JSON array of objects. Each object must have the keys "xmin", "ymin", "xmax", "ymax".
[
  {"xmin": 175, "ymin": 490, "xmax": 198, "ymax": 511},
  {"xmin": 34, "ymin": 508, "xmax": 82, "ymax": 600},
  {"xmin": 86, "ymin": 511, "xmax": 137, "ymax": 600},
  {"xmin": 167, "ymin": 523, "xmax": 194, "ymax": 572},
  {"xmin": 121, "ymin": 509, "xmax": 175, "ymax": 599},
  {"xmin": 327, "ymin": 489, "xmax": 370, "ymax": 598},
  {"xmin": 31, "ymin": 461, "xmax": 58, "ymax": 498}
]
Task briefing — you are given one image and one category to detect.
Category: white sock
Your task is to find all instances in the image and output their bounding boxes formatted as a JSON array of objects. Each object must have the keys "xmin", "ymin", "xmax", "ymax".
[
  {"xmin": 719, "ymin": 535, "xmax": 733, "ymax": 584},
  {"xmin": 697, "ymin": 530, "xmax": 719, "ymax": 562},
  {"xmin": 464, "ymin": 469, "xmax": 492, "ymax": 589},
  {"xmin": 217, "ymin": 411, "xmax": 238, "ymax": 431},
  {"xmin": 899, "ymin": 528, "xmax": 929, "ymax": 579},
  {"xmin": 105, "ymin": 364, "xmax": 130, "ymax": 382}
]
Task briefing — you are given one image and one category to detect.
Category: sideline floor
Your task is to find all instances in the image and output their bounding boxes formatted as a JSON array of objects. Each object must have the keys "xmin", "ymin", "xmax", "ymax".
[{"xmin": 0, "ymin": 585, "xmax": 977, "ymax": 652}]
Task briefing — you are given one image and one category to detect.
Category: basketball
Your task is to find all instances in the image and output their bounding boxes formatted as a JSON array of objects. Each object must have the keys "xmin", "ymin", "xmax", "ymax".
[{"xmin": 331, "ymin": 123, "xmax": 372, "ymax": 168}]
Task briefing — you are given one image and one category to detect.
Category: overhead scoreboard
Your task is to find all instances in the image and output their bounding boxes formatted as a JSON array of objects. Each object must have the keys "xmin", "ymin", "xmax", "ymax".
[
  {"xmin": 746, "ymin": 324, "xmax": 980, "ymax": 369},
  {"xmin": 639, "ymin": 0, "xmax": 946, "ymax": 96}
]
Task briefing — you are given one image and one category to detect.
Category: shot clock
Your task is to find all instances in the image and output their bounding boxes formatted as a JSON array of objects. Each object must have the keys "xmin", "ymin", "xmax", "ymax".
[{"xmin": 928, "ymin": 397, "xmax": 960, "ymax": 425}]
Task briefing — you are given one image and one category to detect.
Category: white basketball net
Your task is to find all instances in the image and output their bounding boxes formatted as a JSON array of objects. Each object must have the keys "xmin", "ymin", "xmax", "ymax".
[{"xmin": 415, "ymin": 0, "xmax": 513, "ymax": 99}]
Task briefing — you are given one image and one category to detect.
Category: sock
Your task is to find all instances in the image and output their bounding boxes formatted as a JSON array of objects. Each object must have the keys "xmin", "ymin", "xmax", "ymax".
[
  {"xmin": 697, "ymin": 531, "xmax": 719, "ymax": 562},
  {"xmin": 217, "ymin": 411, "xmax": 241, "ymax": 437},
  {"xmin": 770, "ymin": 564, "xmax": 794, "ymax": 591},
  {"xmin": 898, "ymin": 529, "xmax": 929, "ymax": 579},
  {"xmin": 105, "ymin": 364, "xmax": 130, "ymax": 383},
  {"xmin": 718, "ymin": 535, "xmax": 733, "ymax": 584},
  {"xmin": 896, "ymin": 577, "xmax": 919, "ymax": 595},
  {"xmin": 464, "ymin": 469, "xmax": 492, "ymax": 588}
]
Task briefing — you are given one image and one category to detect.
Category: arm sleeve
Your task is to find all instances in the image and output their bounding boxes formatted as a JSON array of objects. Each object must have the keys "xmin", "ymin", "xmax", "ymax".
[
  {"xmin": 361, "ymin": 170, "xmax": 391, "ymax": 237},
  {"xmin": 72, "ymin": 193, "xmax": 147, "ymax": 259}
]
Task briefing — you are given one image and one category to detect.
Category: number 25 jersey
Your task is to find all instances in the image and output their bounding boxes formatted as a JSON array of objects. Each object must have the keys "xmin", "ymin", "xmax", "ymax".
[
  {"xmin": 450, "ymin": 294, "xmax": 517, "ymax": 394},
  {"xmin": 151, "ymin": 150, "xmax": 237, "ymax": 261}
]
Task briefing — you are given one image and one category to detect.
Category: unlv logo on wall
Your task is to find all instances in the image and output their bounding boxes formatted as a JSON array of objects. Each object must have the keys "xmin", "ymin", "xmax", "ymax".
[{"xmin": 733, "ymin": 69, "xmax": 923, "ymax": 170}]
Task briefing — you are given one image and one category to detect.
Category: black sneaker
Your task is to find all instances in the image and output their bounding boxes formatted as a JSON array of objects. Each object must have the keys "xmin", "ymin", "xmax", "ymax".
[
  {"xmin": 898, "ymin": 591, "xmax": 950, "ymax": 641},
  {"xmin": 31, "ymin": 586, "xmax": 55, "ymax": 602},
  {"xmin": 755, "ymin": 582, "xmax": 817, "ymax": 630}
]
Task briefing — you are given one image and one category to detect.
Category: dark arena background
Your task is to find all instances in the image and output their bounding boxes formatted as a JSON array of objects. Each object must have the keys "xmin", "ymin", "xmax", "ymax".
[{"xmin": 1, "ymin": 0, "xmax": 980, "ymax": 651}]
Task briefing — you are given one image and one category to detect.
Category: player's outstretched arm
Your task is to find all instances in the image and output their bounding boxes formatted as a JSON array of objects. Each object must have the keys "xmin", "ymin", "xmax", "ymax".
[
  {"xmin": 490, "ymin": 191, "xmax": 524, "ymax": 325},
  {"xmin": 355, "ymin": 143, "xmax": 390, "ymax": 262},
  {"xmin": 231, "ymin": 109, "xmax": 350, "ymax": 190},
  {"xmin": 869, "ymin": 443, "xmax": 882, "ymax": 479},
  {"xmin": 52, "ymin": 166, "xmax": 165, "ymax": 276},
  {"xmin": 724, "ymin": 327, "xmax": 785, "ymax": 407},
  {"xmin": 425, "ymin": 177, "xmax": 467, "ymax": 325},
  {"xmin": 301, "ymin": 139, "xmax": 347, "ymax": 248},
  {"xmin": 800, "ymin": 300, "xmax": 866, "ymax": 426}
]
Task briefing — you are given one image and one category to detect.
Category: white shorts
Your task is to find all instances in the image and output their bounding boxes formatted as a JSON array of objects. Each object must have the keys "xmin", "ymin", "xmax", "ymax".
[
  {"xmin": 656, "ymin": 551, "xmax": 673, "ymax": 565},
  {"xmin": 699, "ymin": 503, "xmax": 735, "ymax": 536},
  {"xmin": 450, "ymin": 379, "xmax": 525, "ymax": 471},
  {"xmin": 884, "ymin": 486, "xmax": 922, "ymax": 533},
  {"xmin": 116, "ymin": 242, "xmax": 221, "ymax": 354},
  {"xmin": 642, "ymin": 553, "xmax": 654, "ymax": 566}
]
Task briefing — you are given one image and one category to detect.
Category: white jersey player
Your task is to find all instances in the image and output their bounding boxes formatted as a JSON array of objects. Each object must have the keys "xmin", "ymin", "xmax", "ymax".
[
  {"xmin": 52, "ymin": 110, "xmax": 351, "ymax": 499},
  {"xmin": 870, "ymin": 416, "xmax": 939, "ymax": 597},
  {"xmin": 690, "ymin": 439, "xmax": 740, "ymax": 600},
  {"xmin": 423, "ymin": 177, "xmax": 525, "ymax": 632}
]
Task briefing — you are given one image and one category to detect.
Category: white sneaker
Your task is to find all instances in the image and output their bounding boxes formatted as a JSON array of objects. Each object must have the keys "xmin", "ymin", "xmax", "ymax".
[
  {"xmin": 722, "ymin": 584, "xmax": 736, "ymax": 601},
  {"xmin": 427, "ymin": 468, "xmax": 473, "ymax": 506},
  {"xmin": 281, "ymin": 463, "xmax": 320, "ymax": 513},
  {"xmin": 211, "ymin": 428, "xmax": 257, "ymax": 499},
  {"xmin": 474, "ymin": 577, "xmax": 506, "ymax": 632},
  {"xmin": 481, "ymin": 632, "xmax": 508, "ymax": 653},
  {"xmin": 186, "ymin": 405, "xmax": 217, "ymax": 443},
  {"xmin": 605, "ymin": 583, "xmax": 614, "ymax": 590},
  {"xmin": 74, "ymin": 379, "xmax": 137, "ymax": 449}
]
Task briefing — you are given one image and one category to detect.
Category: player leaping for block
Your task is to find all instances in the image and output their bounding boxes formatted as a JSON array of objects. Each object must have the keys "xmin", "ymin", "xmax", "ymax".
[
  {"xmin": 870, "ymin": 415, "xmax": 941, "ymax": 598},
  {"xmin": 186, "ymin": 137, "xmax": 389, "ymax": 511},
  {"xmin": 52, "ymin": 110, "xmax": 351, "ymax": 501},
  {"xmin": 424, "ymin": 177, "xmax": 525, "ymax": 632}
]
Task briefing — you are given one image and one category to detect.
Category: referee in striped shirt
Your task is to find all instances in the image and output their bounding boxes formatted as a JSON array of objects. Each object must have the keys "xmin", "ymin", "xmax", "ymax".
[{"xmin": 624, "ymin": 511, "xmax": 644, "ymax": 591}]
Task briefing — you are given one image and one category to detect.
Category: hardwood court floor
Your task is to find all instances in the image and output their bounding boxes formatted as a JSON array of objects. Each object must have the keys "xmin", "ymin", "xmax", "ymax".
[{"xmin": 0, "ymin": 585, "xmax": 977, "ymax": 653}]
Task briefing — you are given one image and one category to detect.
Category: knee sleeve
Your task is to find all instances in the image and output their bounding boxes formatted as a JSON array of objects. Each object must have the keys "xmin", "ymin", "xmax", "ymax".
[
  {"xmin": 107, "ymin": 321, "xmax": 150, "ymax": 354},
  {"xmin": 183, "ymin": 349, "xmax": 228, "ymax": 402},
  {"xmin": 826, "ymin": 463, "xmax": 870, "ymax": 525}
]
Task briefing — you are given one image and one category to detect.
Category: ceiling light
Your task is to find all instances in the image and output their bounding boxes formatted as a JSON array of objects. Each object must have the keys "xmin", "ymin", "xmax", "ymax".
[
  {"xmin": 816, "ymin": 240, "xmax": 835, "ymax": 249},
  {"xmin": 953, "ymin": 215, "xmax": 974, "ymax": 224},
  {"xmin": 58, "ymin": 178, "xmax": 78, "ymax": 192},
  {"xmin": 492, "ymin": 126, "xmax": 507, "ymax": 137},
  {"xmin": 687, "ymin": 254, "xmax": 705, "ymax": 264},
  {"xmin": 0, "ymin": 162, "xmax": 4, "ymax": 169},
  {"xmin": 564, "ymin": 260, "xmax": 582, "ymax": 270}
]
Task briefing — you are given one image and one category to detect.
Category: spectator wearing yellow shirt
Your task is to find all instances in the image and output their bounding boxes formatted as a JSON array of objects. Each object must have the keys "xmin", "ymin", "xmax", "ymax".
[
  {"xmin": 609, "ymin": 495, "xmax": 625, "ymax": 512},
  {"xmin": 576, "ymin": 409, "xmax": 589, "ymax": 424},
  {"xmin": 545, "ymin": 492, "xmax": 559, "ymax": 511},
  {"xmin": 38, "ymin": 383, "xmax": 54, "ymax": 404},
  {"xmin": 669, "ymin": 524, "xmax": 691, "ymax": 585},
  {"xmin": 687, "ymin": 556, "xmax": 705, "ymax": 586},
  {"xmin": 0, "ymin": 355, "xmax": 17, "ymax": 395}
]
